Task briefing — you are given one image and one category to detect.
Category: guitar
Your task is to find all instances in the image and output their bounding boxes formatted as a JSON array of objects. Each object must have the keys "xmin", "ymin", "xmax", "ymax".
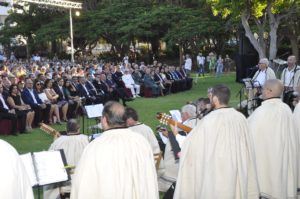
[
  {"xmin": 156, "ymin": 113, "xmax": 192, "ymax": 133},
  {"xmin": 40, "ymin": 123, "xmax": 61, "ymax": 138}
]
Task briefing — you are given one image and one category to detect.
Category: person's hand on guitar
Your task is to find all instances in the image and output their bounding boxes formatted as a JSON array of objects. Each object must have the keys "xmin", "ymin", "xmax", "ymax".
[{"xmin": 170, "ymin": 121, "xmax": 179, "ymax": 136}]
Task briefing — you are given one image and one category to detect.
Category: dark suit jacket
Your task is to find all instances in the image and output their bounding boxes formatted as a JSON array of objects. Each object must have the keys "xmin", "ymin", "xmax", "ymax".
[
  {"xmin": 154, "ymin": 73, "xmax": 164, "ymax": 83},
  {"xmin": 77, "ymin": 83, "xmax": 91, "ymax": 98},
  {"xmin": 54, "ymin": 86, "xmax": 68, "ymax": 101},
  {"xmin": 21, "ymin": 88, "xmax": 43, "ymax": 108},
  {"xmin": 93, "ymin": 80, "xmax": 107, "ymax": 94}
]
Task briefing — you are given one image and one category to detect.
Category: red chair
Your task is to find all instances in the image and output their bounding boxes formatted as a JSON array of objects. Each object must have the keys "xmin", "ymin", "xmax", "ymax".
[
  {"xmin": 0, "ymin": 119, "xmax": 13, "ymax": 135},
  {"xmin": 143, "ymin": 87, "xmax": 153, "ymax": 98}
]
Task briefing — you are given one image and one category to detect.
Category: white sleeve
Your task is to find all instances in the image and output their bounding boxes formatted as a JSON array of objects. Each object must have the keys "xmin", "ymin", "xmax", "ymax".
[{"xmin": 175, "ymin": 134, "xmax": 186, "ymax": 148}]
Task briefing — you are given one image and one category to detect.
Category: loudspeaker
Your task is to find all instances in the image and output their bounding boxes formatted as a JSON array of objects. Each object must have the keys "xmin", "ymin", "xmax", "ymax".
[
  {"xmin": 236, "ymin": 26, "xmax": 259, "ymax": 82},
  {"xmin": 235, "ymin": 54, "xmax": 258, "ymax": 82}
]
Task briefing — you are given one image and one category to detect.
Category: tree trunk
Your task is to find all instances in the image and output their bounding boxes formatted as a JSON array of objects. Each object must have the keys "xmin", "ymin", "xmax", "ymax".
[
  {"xmin": 267, "ymin": 4, "xmax": 280, "ymax": 61},
  {"xmin": 150, "ymin": 38, "xmax": 159, "ymax": 59},
  {"xmin": 179, "ymin": 44, "xmax": 183, "ymax": 67},
  {"xmin": 241, "ymin": 11, "xmax": 266, "ymax": 59},
  {"xmin": 290, "ymin": 36, "xmax": 299, "ymax": 63}
]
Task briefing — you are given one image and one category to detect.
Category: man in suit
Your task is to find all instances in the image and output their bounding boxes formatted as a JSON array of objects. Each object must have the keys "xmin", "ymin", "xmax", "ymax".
[
  {"xmin": 77, "ymin": 76, "xmax": 102, "ymax": 105},
  {"xmin": 21, "ymin": 78, "xmax": 51, "ymax": 126}
]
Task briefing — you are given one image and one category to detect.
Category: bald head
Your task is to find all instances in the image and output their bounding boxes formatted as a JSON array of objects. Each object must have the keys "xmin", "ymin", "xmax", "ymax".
[
  {"xmin": 101, "ymin": 101, "xmax": 126, "ymax": 129},
  {"xmin": 263, "ymin": 79, "xmax": 284, "ymax": 99}
]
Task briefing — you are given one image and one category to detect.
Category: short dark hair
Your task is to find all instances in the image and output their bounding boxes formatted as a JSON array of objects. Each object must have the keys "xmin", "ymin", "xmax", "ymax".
[
  {"xmin": 67, "ymin": 119, "xmax": 80, "ymax": 133},
  {"xmin": 124, "ymin": 107, "xmax": 139, "ymax": 121},
  {"xmin": 102, "ymin": 101, "xmax": 126, "ymax": 128},
  {"xmin": 211, "ymin": 84, "xmax": 231, "ymax": 105}
]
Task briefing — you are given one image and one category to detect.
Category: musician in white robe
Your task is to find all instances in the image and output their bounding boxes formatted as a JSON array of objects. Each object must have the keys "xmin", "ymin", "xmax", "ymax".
[
  {"xmin": 0, "ymin": 139, "xmax": 34, "ymax": 199},
  {"xmin": 293, "ymin": 82, "xmax": 300, "ymax": 193},
  {"xmin": 125, "ymin": 107, "xmax": 160, "ymax": 154},
  {"xmin": 71, "ymin": 102, "xmax": 158, "ymax": 199},
  {"xmin": 247, "ymin": 58, "xmax": 276, "ymax": 114},
  {"xmin": 43, "ymin": 119, "xmax": 89, "ymax": 199},
  {"xmin": 174, "ymin": 84, "xmax": 259, "ymax": 199},
  {"xmin": 248, "ymin": 79, "xmax": 298, "ymax": 198},
  {"xmin": 158, "ymin": 104, "xmax": 199, "ymax": 192}
]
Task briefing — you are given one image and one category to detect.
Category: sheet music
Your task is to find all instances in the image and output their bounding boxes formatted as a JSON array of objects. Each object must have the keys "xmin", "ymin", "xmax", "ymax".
[
  {"xmin": 242, "ymin": 78, "xmax": 253, "ymax": 89},
  {"xmin": 159, "ymin": 132, "xmax": 169, "ymax": 144},
  {"xmin": 34, "ymin": 151, "xmax": 68, "ymax": 186},
  {"xmin": 85, "ymin": 104, "xmax": 104, "ymax": 118},
  {"xmin": 20, "ymin": 150, "xmax": 69, "ymax": 187},
  {"xmin": 20, "ymin": 153, "xmax": 38, "ymax": 186},
  {"xmin": 169, "ymin": 110, "xmax": 182, "ymax": 123}
]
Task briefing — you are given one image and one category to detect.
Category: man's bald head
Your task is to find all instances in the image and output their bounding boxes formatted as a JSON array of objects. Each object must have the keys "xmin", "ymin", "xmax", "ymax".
[
  {"xmin": 262, "ymin": 79, "xmax": 284, "ymax": 99},
  {"xmin": 102, "ymin": 101, "xmax": 126, "ymax": 129}
]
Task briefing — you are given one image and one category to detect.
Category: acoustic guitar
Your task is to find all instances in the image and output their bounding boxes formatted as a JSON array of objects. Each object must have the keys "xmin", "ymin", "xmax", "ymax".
[
  {"xmin": 40, "ymin": 123, "xmax": 61, "ymax": 138},
  {"xmin": 156, "ymin": 113, "xmax": 192, "ymax": 133}
]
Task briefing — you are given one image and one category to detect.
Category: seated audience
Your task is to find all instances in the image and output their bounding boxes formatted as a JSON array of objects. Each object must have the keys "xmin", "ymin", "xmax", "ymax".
[{"xmin": 7, "ymin": 84, "xmax": 35, "ymax": 132}]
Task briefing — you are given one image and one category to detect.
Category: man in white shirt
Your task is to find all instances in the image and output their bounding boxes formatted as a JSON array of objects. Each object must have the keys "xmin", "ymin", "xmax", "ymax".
[
  {"xmin": 122, "ymin": 69, "xmax": 140, "ymax": 98},
  {"xmin": 252, "ymin": 58, "xmax": 276, "ymax": 87},
  {"xmin": 244, "ymin": 58, "xmax": 276, "ymax": 115},
  {"xmin": 281, "ymin": 55, "xmax": 300, "ymax": 108},
  {"xmin": 281, "ymin": 55, "xmax": 300, "ymax": 91},
  {"xmin": 184, "ymin": 54, "xmax": 192, "ymax": 77},
  {"xmin": 196, "ymin": 53, "xmax": 205, "ymax": 77}
]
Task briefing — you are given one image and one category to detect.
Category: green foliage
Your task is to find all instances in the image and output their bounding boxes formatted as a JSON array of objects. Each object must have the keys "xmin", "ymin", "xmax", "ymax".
[{"xmin": 0, "ymin": 1, "xmax": 236, "ymax": 58}]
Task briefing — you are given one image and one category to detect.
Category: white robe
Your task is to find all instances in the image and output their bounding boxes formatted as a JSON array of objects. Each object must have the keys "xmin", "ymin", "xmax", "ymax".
[
  {"xmin": 293, "ymin": 102, "xmax": 300, "ymax": 193},
  {"xmin": 0, "ymin": 139, "xmax": 34, "ymax": 199},
  {"xmin": 158, "ymin": 118, "xmax": 199, "ymax": 192},
  {"xmin": 129, "ymin": 123, "xmax": 160, "ymax": 154},
  {"xmin": 71, "ymin": 128, "xmax": 159, "ymax": 199},
  {"xmin": 43, "ymin": 134, "xmax": 89, "ymax": 199},
  {"xmin": 174, "ymin": 108, "xmax": 259, "ymax": 199},
  {"xmin": 248, "ymin": 98, "xmax": 298, "ymax": 198}
]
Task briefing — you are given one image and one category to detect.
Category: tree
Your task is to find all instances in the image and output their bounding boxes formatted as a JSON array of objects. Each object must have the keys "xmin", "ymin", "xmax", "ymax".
[
  {"xmin": 0, "ymin": 4, "xmax": 63, "ymax": 58},
  {"xmin": 207, "ymin": 0, "xmax": 299, "ymax": 60}
]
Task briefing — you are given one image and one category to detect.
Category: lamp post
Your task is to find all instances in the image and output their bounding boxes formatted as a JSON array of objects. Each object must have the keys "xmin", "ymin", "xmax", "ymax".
[
  {"xmin": 14, "ymin": 0, "xmax": 82, "ymax": 64},
  {"xmin": 69, "ymin": 8, "xmax": 74, "ymax": 63}
]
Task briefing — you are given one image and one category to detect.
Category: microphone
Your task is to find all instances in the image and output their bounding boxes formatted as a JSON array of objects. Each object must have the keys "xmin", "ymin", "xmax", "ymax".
[{"xmin": 249, "ymin": 65, "xmax": 259, "ymax": 70}]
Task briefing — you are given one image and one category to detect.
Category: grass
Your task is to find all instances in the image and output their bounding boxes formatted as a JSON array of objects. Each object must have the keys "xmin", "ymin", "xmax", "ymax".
[
  {"xmin": 0, "ymin": 72, "xmax": 242, "ymax": 198},
  {"xmin": 0, "ymin": 72, "xmax": 242, "ymax": 154}
]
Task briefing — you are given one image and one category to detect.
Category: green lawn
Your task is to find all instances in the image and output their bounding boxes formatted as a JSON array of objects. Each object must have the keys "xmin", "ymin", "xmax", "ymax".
[
  {"xmin": 0, "ymin": 72, "xmax": 243, "ymax": 198},
  {"xmin": 0, "ymin": 72, "xmax": 242, "ymax": 154}
]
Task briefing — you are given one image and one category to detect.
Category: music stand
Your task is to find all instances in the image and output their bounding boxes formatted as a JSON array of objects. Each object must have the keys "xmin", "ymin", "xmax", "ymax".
[{"xmin": 84, "ymin": 104, "xmax": 104, "ymax": 134}]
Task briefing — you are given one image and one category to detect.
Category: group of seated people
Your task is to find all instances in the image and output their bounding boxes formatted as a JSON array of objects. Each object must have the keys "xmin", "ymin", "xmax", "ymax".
[{"xmin": 0, "ymin": 59, "xmax": 193, "ymax": 135}]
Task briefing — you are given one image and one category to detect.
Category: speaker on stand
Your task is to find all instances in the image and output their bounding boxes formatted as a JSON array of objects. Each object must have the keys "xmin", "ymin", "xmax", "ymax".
[{"xmin": 235, "ymin": 25, "xmax": 259, "ymax": 82}]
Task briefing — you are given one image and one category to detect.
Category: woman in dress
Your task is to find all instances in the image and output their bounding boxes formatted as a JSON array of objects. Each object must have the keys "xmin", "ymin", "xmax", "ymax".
[
  {"xmin": 7, "ymin": 84, "xmax": 35, "ymax": 131},
  {"xmin": 44, "ymin": 79, "xmax": 63, "ymax": 124}
]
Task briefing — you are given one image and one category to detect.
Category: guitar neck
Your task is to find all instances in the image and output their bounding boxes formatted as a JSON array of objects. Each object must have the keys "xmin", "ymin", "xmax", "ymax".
[
  {"xmin": 156, "ymin": 113, "xmax": 193, "ymax": 133},
  {"xmin": 40, "ymin": 123, "xmax": 60, "ymax": 137},
  {"xmin": 168, "ymin": 119, "xmax": 192, "ymax": 133}
]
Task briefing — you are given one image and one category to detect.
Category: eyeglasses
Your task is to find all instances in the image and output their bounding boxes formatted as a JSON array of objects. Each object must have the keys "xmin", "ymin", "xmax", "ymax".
[{"xmin": 36, "ymin": 83, "xmax": 41, "ymax": 86}]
